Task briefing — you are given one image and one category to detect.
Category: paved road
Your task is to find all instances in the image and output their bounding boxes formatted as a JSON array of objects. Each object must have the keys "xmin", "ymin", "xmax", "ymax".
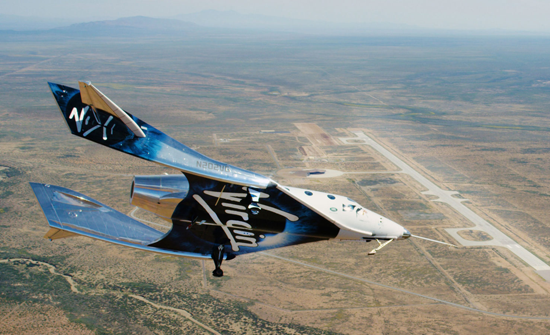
[
  {"xmin": 340, "ymin": 131, "xmax": 550, "ymax": 281},
  {"xmin": 266, "ymin": 144, "xmax": 282, "ymax": 169}
]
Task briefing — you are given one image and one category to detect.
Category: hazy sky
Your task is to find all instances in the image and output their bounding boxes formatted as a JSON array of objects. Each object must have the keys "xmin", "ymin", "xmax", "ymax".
[{"xmin": 2, "ymin": 0, "xmax": 550, "ymax": 31}]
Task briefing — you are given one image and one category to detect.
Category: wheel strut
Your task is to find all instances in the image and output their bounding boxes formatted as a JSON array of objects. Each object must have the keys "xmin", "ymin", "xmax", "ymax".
[
  {"xmin": 211, "ymin": 245, "xmax": 225, "ymax": 277},
  {"xmin": 368, "ymin": 239, "xmax": 394, "ymax": 256}
]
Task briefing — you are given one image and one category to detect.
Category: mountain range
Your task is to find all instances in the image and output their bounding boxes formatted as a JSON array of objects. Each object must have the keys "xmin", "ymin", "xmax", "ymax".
[{"xmin": 0, "ymin": 10, "xmax": 544, "ymax": 36}]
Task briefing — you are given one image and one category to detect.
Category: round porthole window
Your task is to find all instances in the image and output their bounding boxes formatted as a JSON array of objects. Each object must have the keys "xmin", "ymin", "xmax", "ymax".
[
  {"xmin": 327, "ymin": 195, "xmax": 335, "ymax": 200},
  {"xmin": 330, "ymin": 207, "xmax": 337, "ymax": 212},
  {"xmin": 305, "ymin": 191, "xmax": 313, "ymax": 196}
]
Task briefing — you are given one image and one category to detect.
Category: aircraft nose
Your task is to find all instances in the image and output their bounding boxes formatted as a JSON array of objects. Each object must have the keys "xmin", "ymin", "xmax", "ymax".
[{"xmin": 402, "ymin": 228, "xmax": 411, "ymax": 239}]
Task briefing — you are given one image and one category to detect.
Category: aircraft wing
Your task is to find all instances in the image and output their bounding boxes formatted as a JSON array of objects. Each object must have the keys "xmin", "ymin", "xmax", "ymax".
[
  {"xmin": 48, "ymin": 82, "xmax": 273, "ymax": 189},
  {"xmin": 31, "ymin": 182, "xmax": 328, "ymax": 258},
  {"xmin": 30, "ymin": 182, "xmax": 212, "ymax": 259}
]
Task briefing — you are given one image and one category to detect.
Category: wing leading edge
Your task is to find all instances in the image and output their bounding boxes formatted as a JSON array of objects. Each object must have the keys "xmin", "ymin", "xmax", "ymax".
[
  {"xmin": 48, "ymin": 82, "xmax": 274, "ymax": 189},
  {"xmin": 78, "ymin": 81, "xmax": 145, "ymax": 138}
]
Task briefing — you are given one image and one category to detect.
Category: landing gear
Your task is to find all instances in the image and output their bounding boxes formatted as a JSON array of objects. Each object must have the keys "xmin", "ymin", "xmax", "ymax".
[
  {"xmin": 213, "ymin": 268, "xmax": 223, "ymax": 277},
  {"xmin": 211, "ymin": 245, "xmax": 225, "ymax": 277},
  {"xmin": 368, "ymin": 239, "xmax": 394, "ymax": 256}
]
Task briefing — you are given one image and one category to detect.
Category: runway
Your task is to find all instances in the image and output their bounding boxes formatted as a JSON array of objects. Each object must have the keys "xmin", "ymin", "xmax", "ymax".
[{"xmin": 339, "ymin": 131, "xmax": 550, "ymax": 281}]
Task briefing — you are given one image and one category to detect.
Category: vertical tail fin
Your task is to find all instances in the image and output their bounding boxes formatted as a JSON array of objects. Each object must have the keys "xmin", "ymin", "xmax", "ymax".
[
  {"xmin": 47, "ymin": 81, "xmax": 273, "ymax": 189},
  {"xmin": 78, "ymin": 82, "xmax": 145, "ymax": 138}
]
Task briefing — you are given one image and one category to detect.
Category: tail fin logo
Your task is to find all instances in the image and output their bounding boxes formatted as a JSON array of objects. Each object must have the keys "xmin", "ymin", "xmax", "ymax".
[
  {"xmin": 69, "ymin": 106, "xmax": 116, "ymax": 141},
  {"xmin": 69, "ymin": 106, "xmax": 89, "ymax": 133}
]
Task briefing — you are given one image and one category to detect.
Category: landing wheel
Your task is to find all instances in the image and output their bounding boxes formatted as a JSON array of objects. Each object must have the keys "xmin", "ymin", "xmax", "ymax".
[{"xmin": 212, "ymin": 268, "xmax": 224, "ymax": 277}]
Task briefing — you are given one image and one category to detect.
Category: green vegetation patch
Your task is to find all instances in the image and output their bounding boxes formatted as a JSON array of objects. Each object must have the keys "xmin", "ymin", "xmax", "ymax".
[
  {"xmin": 357, "ymin": 177, "xmax": 398, "ymax": 187},
  {"xmin": 0, "ymin": 255, "xmax": 336, "ymax": 334}
]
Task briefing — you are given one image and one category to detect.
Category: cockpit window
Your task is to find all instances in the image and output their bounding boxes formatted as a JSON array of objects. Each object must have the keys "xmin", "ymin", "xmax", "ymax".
[{"xmin": 342, "ymin": 204, "xmax": 356, "ymax": 212}]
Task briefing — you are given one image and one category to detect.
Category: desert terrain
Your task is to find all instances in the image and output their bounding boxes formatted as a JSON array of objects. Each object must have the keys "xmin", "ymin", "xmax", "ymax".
[{"xmin": 2, "ymin": 32, "xmax": 550, "ymax": 334}]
